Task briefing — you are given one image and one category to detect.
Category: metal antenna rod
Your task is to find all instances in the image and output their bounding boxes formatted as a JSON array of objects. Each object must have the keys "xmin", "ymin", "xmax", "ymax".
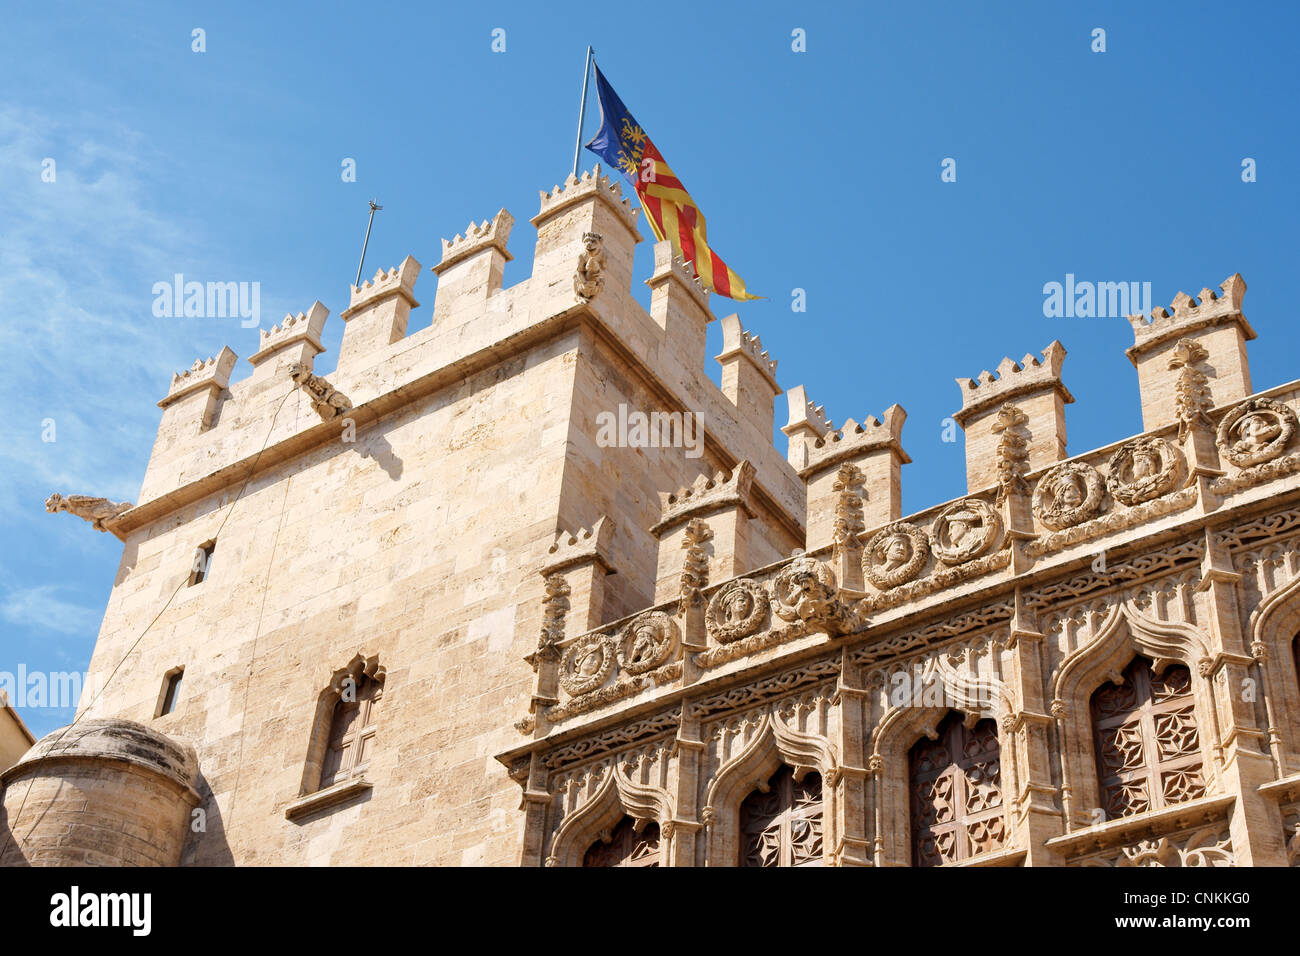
[
  {"xmin": 571, "ymin": 46, "xmax": 594, "ymax": 180},
  {"xmin": 354, "ymin": 199, "xmax": 383, "ymax": 287}
]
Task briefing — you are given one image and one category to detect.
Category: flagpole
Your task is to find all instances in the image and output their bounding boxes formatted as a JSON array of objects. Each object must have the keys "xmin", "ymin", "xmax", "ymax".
[
  {"xmin": 354, "ymin": 199, "xmax": 382, "ymax": 287},
  {"xmin": 571, "ymin": 46, "xmax": 594, "ymax": 180}
]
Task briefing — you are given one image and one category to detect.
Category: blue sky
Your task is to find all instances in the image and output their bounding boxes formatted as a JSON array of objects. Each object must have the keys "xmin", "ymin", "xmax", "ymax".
[{"xmin": 2, "ymin": 1, "xmax": 1296, "ymax": 737}]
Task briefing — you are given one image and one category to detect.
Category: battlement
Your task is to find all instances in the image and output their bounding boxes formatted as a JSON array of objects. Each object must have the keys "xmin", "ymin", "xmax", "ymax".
[
  {"xmin": 158, "ymin": 347, "xmax": 237, "ymax": 408},
  {"xmin": 433, "ymin": 209, "xmax": 514, "ymax": 275},
  {"xmin": 652, "ymin": 461, "xmax": 756, "ymax": 534},
  {"xmin": 1125, "ymin": 274, "xmax": 1256, "ymax": 433},
  {"xmin": 543, "ymin": 516, "xmax": 616, "ymax": 575},
  {"xmin": 648, "ymin": 244, "xmax": 710, "ymax": 315},
  {"xmin": 717, "ymin": 314, "xmax": 778, "ymax": 384},
  {"xmin": 782, "ymin": 385, "xmax": 832, "ymax": 471},
  {"xmin": 954, "ymin": 341, "xmax": 1072, "ymax": 423},
  {"xmin": 343, "ymin": 255, "xmax": 421, "ymax": 318},
  {"xmin": 248, "ymin": 302, "xmax": 328, "ymax": 380},
  {"xmin": 1126, "ymin": 273, "xmax": 1253, "ymax": 353},
  {"xmin": 531, "ymin": 165, "xmax": 640, "ymax": 235},
  {"xmin": 802, "ymin": 405, "xmax": 908, "ymax": 478}
]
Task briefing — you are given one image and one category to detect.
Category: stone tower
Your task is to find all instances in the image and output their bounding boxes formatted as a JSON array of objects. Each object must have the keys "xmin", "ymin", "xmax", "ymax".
[{"xmin": 2, "ymin": 166, "xmax": 804, "ymax": 866}]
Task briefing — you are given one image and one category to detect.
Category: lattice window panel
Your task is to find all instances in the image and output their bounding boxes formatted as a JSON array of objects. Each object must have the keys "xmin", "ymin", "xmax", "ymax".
[
  {"xmin": 909, "ymin": 713, "xmax": 1006, "ymax": 866},
  {"xmin": 1091, "ymin": 656, "xmax": 1205, "ymax": 821},
  {"xmin": 739, "ymin": 766, "xmax": 824, "ymax": 867},
  {"xmin": 582, "ymin": 817, "xmax": 661, "ymax": 868}
]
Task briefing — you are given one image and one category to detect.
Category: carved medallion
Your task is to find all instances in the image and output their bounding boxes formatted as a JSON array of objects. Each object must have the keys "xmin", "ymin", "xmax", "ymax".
[
  {"xmin": 705, "ymin": 578, "xmax": 769, "ymax": 644},
  {"xmin": 1032, "ymin": 462, "xmax": 1105, "ymax": 530},
  {"xmin": 930, "ymin": 498, "xmax": 1002, "ymax": 566},
  {"xmin": 772, "ymin": 557, "xmax": 852, "ymax": 634},
  {"xmin": 1216, "ymin": 397, "xmax": 1297, "ymax": 468},
  {"xmin": 1106, "ymin": 437, "xmax": 1185, "ymax": 506},
  {"xmin": 617, "ymin": 611, "xmax": 678, "ymax": 676},
  {"xmin": 863, "ymin": 523, "xmax": 928, "ymax": 590},
  {"xmin": 559, "ymin": 634, "xmax": 616, "ymax": 695}
]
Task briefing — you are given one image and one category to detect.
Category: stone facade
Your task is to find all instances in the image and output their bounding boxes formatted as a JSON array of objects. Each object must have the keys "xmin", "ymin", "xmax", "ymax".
[{"xmin": 5, "ymin": 167, "xmax": 1300, "ymax": 867}]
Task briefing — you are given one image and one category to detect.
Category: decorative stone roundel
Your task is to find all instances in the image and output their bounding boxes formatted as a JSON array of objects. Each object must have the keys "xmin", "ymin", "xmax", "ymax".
[
  {"xmin": 862, "ymin": 523, "xmax": 928, "ymax": 590},
  {"xmin": 1032, "ymin": 462, "xmax": 1105, "ymax": 530},
  {"xmin": 559, "ymin": 634, "xmax": 616, "ymax": 696},
  {"xmin": 930, "ymin": 498, "xmax": 1003, "ymax": 566},
  {"xmin": 772, "ymin": 557, "xmax": 837, "ymax": 623},
  {"xmin": 705, "ymin": 578, "xmax": 769, "ymax": 644},
  {"xmin": 617, "ymin": 611, "xmax": 678, "ymax": 676},
  {"xmin": 1216, "ymin": 397, "xmax": 1297, "ymax": 468},
  {"xmin": 1106, "ymin": 437, "xmax": 1185, "ymax": 506}
]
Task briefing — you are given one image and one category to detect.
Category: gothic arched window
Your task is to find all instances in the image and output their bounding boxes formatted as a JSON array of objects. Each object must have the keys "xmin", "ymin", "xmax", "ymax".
[
  {"xmin": 319, "ymin": 671, "xmax": 383, "ymax": 789},
  {"xmin": 582, "ymin": 817, "xmax": 661, "ymax": 867},
  {"xmin": 1090, "ymin": 656, "xmax": 1204, "ymax": 821},
  {"xmin": 909, "ymin": 712, "xmax": 1004, "ymax": 866},
  {"xmin": 739, "ymin": 766, "xmax": 823, "ymax": 867}
]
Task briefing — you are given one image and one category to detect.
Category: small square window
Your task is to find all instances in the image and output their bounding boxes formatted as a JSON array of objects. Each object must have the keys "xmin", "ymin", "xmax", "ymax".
[{"xmin": 189, "ymin": 540, "xmax": 216, "ymax": 586}]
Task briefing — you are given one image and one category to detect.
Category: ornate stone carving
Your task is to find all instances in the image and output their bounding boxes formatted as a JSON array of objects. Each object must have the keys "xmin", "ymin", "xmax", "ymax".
[
  {"xmin": 831, "ymin": 463, "xmax": 865, "ymax": 552},
  {"xmin": 1216, "ymin": 397, "xmax": 1297, "ymax": 469},
  {"xmin": 679, "ymin": 518, "xmax": 712, "ymax": 609},
  {"xmin": 1032, "ymin": 461, "xmax": 1105, "ymax": 530},
  {"xmin": 44, "ymin": 493, "xmax": 132, "ymax": 532},
  {"xmin": 1081, "ymin": 827, "xmax": 1234, "ymax": 867},
  {"xmin": 1169, "ymin": 339, "xmax": 1212, "ymax": 441},
  {"xmin": 559, "ymin": 634, "xmax": 616, "ymax": 696},
  {"xmin": 573, "ymin": 232, "xmax": 605, "ymax": 303},
  {"xmin": 618, "ymin": 612, "xmax": 678, "ymax": 676},
  {"xmin": 1106, "ymin": 437, "xmax": 1185, "ymax": 506},
  {"xmin": 930, "ymin": 498, "xmax": 1002, "ymax": 565},
  {"xmin": 533, "ymin": 574, "xmax": 570, "ymax": 667},
  {"xmin": 772, "ymin": 558, "xmax": 852, "ymax": 635},
  {"xmin": 705, "ymin": 579, "xmax": 770, "ymax": 644},
  {"xmin": 863, "ymin": 522, "xmax": 928, "ymax": 590},
  {"xmin": 289, "ymin": 363, "xmax": 353, "ymax": 421},
  {"xmin": 992, "ymin": 404, "xmax": 1030, "ymax": 503}
]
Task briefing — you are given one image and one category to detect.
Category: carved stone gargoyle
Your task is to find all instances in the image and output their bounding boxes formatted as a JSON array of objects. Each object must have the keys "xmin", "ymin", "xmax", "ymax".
[
  {"xmin": 573, "ymin": 232, "xmax": 605, "ymax": 303},
  {"xmin": 288, "ymin": 363, "xmax": 353, "ymax": 421},
  {"xmin": 45, "ymin": 493, "xmax": 132, "ymax": 532}
]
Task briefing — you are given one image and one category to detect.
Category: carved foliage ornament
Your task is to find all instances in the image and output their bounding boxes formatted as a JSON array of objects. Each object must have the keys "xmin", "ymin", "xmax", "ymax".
[
  {"xmin": 863, "ymin": 523, "xmax": 928, "ymax": 590},
  {"xmin": 705, "ymin": 578, "xmax": 770, "ymax": 644},
  {"xmin": 617, "ymin": 611, "xmax": 678, "ymax": 676},
  {"xmin": 930, "ymin": 498, "xmax": 1002, "ymax": 566},
  {"xmin": 1032, "ymin": 462, "xmax": 1105, "ymax": 530},
  {"xmin": 1216, "ymin": 397, "xmax": 1297, "ymax": 469},
  {"xmin": 559, "ymin": 634, "xmax": 616, "ymax": 696},
  {"xmin": 1106, "ymin": 437, "xmax": 1185, "ymax": 506}
]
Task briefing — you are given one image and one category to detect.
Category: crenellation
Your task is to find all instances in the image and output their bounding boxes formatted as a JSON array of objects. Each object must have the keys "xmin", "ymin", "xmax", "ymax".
[
  {"xmin": 801, "ymin": 405, "xmax": 908, "ymax": 551},
  {"xmin": 248, "ymin": 302, "xmax": 328, "ymax": 382},
  {"xmin": 651, "ymin": 462, "xmax": 756, "ymax": 603},
  {"xmin": 716, "ymin": 313, "xmax": 781, "ymax": 439},
  {"xmin": 337, "ymin": 255, "xmax": 421, "ymax": 371},
  {"xmin": 1127, "ymin": 274, "xmax": 1255, "ymax": 433},
  {"xmin": 32, "ymin": 143, "xmax": 1300, "ymax": 870},
  {"xmin": 782, "ymin": 384, "xmax": 831, "ymax": 471},
  {"xmin": 432, "ymin": 209, "xmax": 513, "ymax": 327},
  {"xmin": 955, "ymin": 341, "xmax": 1072, "ymax": 494}
]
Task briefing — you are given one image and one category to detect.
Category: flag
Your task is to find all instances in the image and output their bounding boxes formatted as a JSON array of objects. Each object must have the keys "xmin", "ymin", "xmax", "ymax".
[{"xmin": 584, "ymin": 64, "xmax": 761, "ymax": 301}]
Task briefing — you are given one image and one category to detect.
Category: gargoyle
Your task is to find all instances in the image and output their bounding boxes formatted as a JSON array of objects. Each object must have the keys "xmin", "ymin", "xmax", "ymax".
[
  {"xmin": 288, "ymin": 363, "xmax": 353, "ymax": 421},
  {"xmin": 44, "ymin": 493, "xmax": 132, "ymax": 532}
]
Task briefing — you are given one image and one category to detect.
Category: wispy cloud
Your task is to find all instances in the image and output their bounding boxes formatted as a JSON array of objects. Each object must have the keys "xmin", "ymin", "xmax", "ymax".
[{"xmin": 0, "ymin": 584, "xmax": 101, "ymax": 639}]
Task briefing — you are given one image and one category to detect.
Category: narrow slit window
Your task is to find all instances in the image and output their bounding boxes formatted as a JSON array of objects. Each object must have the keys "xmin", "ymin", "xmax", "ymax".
[
  {"xmin": 158, "ymin": 668, "xmax": 184, "ymax": 717},
  {"xmin": 189, "ymin": 540, "xmax": 216, "ymax": 586}
]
